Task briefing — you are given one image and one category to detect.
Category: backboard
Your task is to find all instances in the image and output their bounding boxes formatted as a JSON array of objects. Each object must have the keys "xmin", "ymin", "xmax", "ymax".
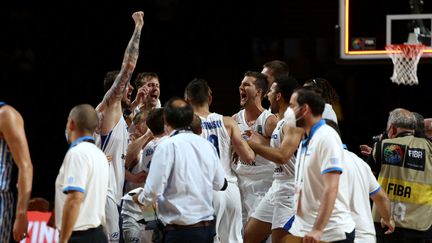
[{"xmin": 339, "ymin": 0, "xmax": 432, "ymax": 60}]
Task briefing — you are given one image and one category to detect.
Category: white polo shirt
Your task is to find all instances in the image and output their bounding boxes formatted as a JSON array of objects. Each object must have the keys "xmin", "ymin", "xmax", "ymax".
[
  {"xmin": 344, "ymin": 150, "xmax": 381, "ymax": 243},
  {"xmin": 290, "ymin": 120, "xmax": 355, "ymax": 242},
  {"xmin": 55, "ymin": 137, "xmax": 109, "ymax": 231},
  {"xmin": 138, "ymin": 130, "xmax": 226, "ymax": 225}
]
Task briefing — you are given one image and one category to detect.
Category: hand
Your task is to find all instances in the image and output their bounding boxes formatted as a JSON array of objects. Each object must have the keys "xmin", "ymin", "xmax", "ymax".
[
  {"xmin": 303, "ymin": 229, "xmax": 323, "ymax": 243},
  {"xmin": 359, "ymin": 144, "xmax": 372, "ymax": 156},
  {"xmin": 381, "ymin": 217, "xmax": 395, "ymax": 234},
  {"xmin": 13, "ymin": 212, "xmax": 28, "ymax": 242},
  {"xmin": 47, "ymin": 210, "xmax": 56, "ymax": 228},
  {"xmin": 28, "ymin": 197, "xmax": 50, "ymax": 212},
  {"xmin": 132, "ymin": 11, "xmax": 144, "ymax": 27},
  {"xmin": 132, "ymin": 188, "xmax": 144, "ymax": 206},
  {"xmin": 247, "ymin": 131, "xmax": 267, "ymax": 144}
]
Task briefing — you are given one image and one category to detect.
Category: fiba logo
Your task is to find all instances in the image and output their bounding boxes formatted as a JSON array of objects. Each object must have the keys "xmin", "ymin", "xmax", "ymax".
[
  {"xmin": 351, "ymin": 38, "xmax": 363, "ymax": 50},
  {"xmin": 351, "ymin": 37, "xmax": 376, "ymax": 50},
  {"xmin": 384, "ymin": 144, "xmax": 404, "ymax": 164}
]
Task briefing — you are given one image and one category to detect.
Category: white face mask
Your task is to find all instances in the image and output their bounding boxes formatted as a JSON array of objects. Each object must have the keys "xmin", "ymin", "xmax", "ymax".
[
  {"xmin": 283, "ymin": 107, "xmax": 296, "ymax": 127},
  {"xmin": 65, "ymin": 129, "xmax": 70, "ymax": 144},
  {"xmin": 283, "ymin": 106, "xmax": 305, "ymax": 127}
]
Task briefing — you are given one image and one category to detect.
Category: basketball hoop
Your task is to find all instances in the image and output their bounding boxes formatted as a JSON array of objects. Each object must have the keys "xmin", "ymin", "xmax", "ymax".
[{"xmin": 386, "ymin": 44, "xmax": 425, "ymax": 85}]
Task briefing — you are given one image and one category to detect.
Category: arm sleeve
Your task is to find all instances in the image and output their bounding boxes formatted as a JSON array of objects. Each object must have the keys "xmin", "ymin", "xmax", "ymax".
[
  {"xmin": 62, "ymin": 150, "xmax": 89, "ymax": 194},
  {"xmin": 319, "ymin": 133, "xmax": 344, "ymax": 175},
  {"xmin": 139, "ymin": 142, "xmax": 173, "ymax": 206},
  {"xmin": 367, "ymin": 165, "xmax": 381, "ymax": 196}
]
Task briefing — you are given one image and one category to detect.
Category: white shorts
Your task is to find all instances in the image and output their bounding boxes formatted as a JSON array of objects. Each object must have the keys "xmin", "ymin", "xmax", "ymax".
[
  {"xmin": 251, "ymin": 178, "xmax": 295, "ymax": 230},
  {"xmin": 104, "ymin": 196, "xmax": 121, "ymax": 242},
  {"xmin": 213, "ymin": 181, "xmax": 243, "ymax": 243},
  {"xmin": 121, "ymin": 214, "xmax": 152, "ymax": 243},
  {"xmin": 237, "ymin": 173, "xmax": 273, "ymax": 225}
]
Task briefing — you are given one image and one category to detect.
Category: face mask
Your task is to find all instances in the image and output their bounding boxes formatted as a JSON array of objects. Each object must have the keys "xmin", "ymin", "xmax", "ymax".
[
  {"xmin": 284, "ymin": 106, "xmax": 306, "ymax": 127},
  {"xmin": 293, "ymin": 105, "xmax": 306, "ymax": 126},
  {"xmin": 283, "ymin": 107, "xmax": 296, "ymax": 127},
  {"xmin": 65, "ymin": 130, "xmax": 70, "ymax": 144}
]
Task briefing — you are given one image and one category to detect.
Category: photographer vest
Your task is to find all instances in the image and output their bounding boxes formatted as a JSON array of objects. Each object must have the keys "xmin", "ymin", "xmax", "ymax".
[{"xmin": 372, "ymin": 135, "xmax": 432, "ymax": 231}]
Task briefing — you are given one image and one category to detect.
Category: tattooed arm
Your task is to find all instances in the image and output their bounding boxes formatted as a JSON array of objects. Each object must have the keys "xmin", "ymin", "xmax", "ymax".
[{"xmin": 97, "ymin": 11, "xmax": 144, "ymax": 134}]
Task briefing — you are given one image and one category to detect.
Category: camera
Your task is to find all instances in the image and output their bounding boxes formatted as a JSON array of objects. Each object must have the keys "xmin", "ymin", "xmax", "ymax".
[{"xmin": 372, "ymin": 130, "xmax": 388, "ymax": 143}]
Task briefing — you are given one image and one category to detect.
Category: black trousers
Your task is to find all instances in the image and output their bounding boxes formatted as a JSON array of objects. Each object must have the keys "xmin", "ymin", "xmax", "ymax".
[
  {"xmin": 164, "ymin": 225, "xmax": 215, "ymax": 243},
  {"xmin": 69, "ymin": 225, "xmax": 108, "ymax": 243},
  {"xmin": 332, "ymin": 230, "xmax": 355, "ymax": 243}
]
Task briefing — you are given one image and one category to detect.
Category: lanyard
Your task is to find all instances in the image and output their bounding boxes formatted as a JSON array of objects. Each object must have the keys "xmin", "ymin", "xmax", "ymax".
[
  {"xmin": 170, "ymin": 129, "xmax": 192, "ymax": 137},
  {"xmin": 69, "ymin": 136, "xmax": 95, "ymax": 149},
  {"xmin": 294, "ymin": 119, "xmax": 326, "ymax": 201}
]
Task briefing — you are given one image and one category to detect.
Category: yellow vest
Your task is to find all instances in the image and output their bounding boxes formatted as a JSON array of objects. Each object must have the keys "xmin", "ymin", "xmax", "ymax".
[{"xmin": 372, "ymin": 136, "xmax": 432, "ymax": 231}]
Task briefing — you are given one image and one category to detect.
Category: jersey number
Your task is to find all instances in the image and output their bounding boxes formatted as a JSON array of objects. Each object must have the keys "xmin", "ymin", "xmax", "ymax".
[{"xmin": 208, "ymin": 135, "xmax": 220, "ymax": 157}]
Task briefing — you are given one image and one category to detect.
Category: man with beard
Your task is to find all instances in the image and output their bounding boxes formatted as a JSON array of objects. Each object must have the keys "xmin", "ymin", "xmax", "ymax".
[
  {"xmin": 288, "ymin": 88, "xmax": 355, "ymax": 243},
  {"xmin": 95, "ymin": 11, "xmax": 144, "ymax": 242},
  {"xmin": 133, "ymin": 72, "xmax": 161, "ymax": 112},
  {"xmin": 232, "ymin": 71, "xmax": 277, "ymax": 226}
]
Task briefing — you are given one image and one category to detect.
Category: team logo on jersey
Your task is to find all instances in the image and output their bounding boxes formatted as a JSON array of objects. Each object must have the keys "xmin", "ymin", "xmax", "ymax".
[
  {"xmin": 111, "ymin": 232, "xmax": 120, "ymax": 240},
  {"xmin": 67, "ymin": 177, "xmax": 75, "ymax": 183},
  {"xmin": 257, "ymin": 125, "xmax": 263, "ymax": 135},
  {"xmin": 145, "ymin": 148, "xmax": 154, "ymax": 157},
  {"xmin": 383, "ymin": 143, "xmax": 405, "ymax": 166}
]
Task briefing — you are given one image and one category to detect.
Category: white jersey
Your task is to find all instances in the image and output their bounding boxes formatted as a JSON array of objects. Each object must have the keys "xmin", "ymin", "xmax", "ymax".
[
  {"xmin": 55, "ymin": 141, "xmax": 109, "ymax": 231},
  {"xmin": 96, "ymin": 117, "xmax": 129, "ymax": 205},
  {"xmin": 200, "ymin": 113, "xmax": 237, "ymax": 182},
  {"xmin": 344, "ymin": 150, "xmax": 381, "ymax": 243},
  {"xmin": 232, "ymin": 109, "xmax": 275, "ymax": 175},
  {"xmin": 122, "ymin": 136, "xmax": 167, "ymax": 221},
  {"xmin": 270, "ymin": 119, "xmax": 296, "ymax": 180}
]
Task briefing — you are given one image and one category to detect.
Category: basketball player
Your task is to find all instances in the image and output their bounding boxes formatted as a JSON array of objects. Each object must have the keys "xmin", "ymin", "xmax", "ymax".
[
  {"xmin": 122, "ymin": 108, "xmax": 167, "ymax": 243},
  {"xmin": 244, "ymin": 76, "xmax": 301, "ymax": 243},
  {"xmin": 232, "ymin": 71, "xmax": 277, "ymax": 226},
  {"xmin": 95, "ymin": 11, "xmax": 144, "ymax": 242},
  {"xmin": 261, "ymin": 60, "xmax": 290, "ymax": 85},
  {"xmin": 0, "ymin": 102, "xmax": 33, "ymax": 242},
  {"xmin": 185, "ymin": 78, "xmax": 255, "ymax": 243}
]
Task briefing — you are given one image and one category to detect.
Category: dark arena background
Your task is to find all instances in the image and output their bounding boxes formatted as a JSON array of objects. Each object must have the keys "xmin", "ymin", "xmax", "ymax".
[{"xmin": 1, "ymin": 1, "xmax": 431, "ymax": 200}]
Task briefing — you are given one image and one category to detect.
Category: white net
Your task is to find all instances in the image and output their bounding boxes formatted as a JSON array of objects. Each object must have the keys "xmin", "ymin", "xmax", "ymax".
[{"xmin": 386, "ymin": 44, "xmax": 425, "ymax": 85}]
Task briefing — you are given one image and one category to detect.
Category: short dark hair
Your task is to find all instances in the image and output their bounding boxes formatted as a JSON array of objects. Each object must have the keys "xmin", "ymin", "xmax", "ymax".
[
  {"xmin": 295, "ymin": 88, "xmax": 325, "ymax": 116},
  {"xmin": 184, "ymin": 78, "xmax": 211, "ymax": 106},
  {"xmin": 69, "ymin": 104, "xmax": 99, "ymax": 133},
  {"xmin": 103, "ymin": 70, "xmax": 120, "ymax": 93},
  {"xmin": 244, "ymin": 71, "xmax": 269, "ymax": 98},
  {"xmin": 146, "ymin": 108, "xmax": 165, "ymax": 135},
  {"xmin": 303, "ymin": 78, "xmax": 339, "ymax": 104},
  {"xmin": 164, "ymin": 97, "xmax": 194, "ymax": 129},
  {"xmin": 263, "ymin": 60, "xmax": 289, "ymax": 77},
  {"xmin": 412, "ymin": 112, "xmax": 425, "ymax": 138},
  {"xmin": 135, "ymin": 72, "xmax": 159, "ymax": 89},
  {"xmin": 274, "ymin": 75, "xmax": 300, "ymax": 102}
]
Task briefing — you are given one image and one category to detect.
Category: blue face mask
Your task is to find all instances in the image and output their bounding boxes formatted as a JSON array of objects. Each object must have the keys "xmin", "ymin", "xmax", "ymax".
[{"xmin": 65, "ymin": 130, "xmax": 69, "ymax": 144}]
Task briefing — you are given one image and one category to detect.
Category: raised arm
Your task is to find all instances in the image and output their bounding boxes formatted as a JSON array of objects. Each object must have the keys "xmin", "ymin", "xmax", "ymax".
[
  {"xmin": 0, "ymin": 106, "xmax": 33, "ymax": 242},
  {"xmin": 248, "ymin": 125, "xmax": 303, "ymax": 164},
  {"xmin": 98, "ymin": 11, "xmax": 144, "ymax": 112},
  {"xmin": 224, "ymin": 116, "xmax": 255, "ymax": 164}
]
